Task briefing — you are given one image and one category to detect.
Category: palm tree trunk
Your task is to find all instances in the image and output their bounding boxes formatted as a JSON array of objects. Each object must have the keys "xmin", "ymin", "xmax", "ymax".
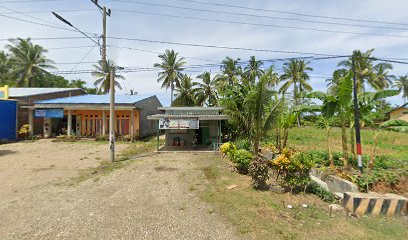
[
  {"xmin": 341, "ymin": 120, "xmax": 349, "ymax": 169},
  {"xmin": 327, "ymin": 126, "xmax": 334, "ymax": 169},
  {"xmin": 275, "ymin": 127, "xmax": 281, "ymax": 151},
  {"xmin": 293, "ymin": 82, "xmax": 301, "ymax": 127},
  {"xmin": 170, "ymin": 84, "xmax": 174, "ymax": 106}
]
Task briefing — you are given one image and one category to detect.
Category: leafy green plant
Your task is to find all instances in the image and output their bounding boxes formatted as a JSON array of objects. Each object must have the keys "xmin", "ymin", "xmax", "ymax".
[
  {"xmin": 235, "ymin": 139, "xmax": 251, "ymax": 151},
  {"xmin": 230, "ymin": 149, "xmax": 253, "ymax": 174},
  {"xmin": 52, "ymin": 135, "xmax": 81, "ymax": 142},
  {"xmin": 306, "ymin": 182, "xmax": 336, "ymax": 203},
  {"xmin": 249, "ymin": 156, "xmax": 269, "ymax": 190},
  {"xmin": 220, "ymin": 142, "xmax": 236, "ymax": 155}
]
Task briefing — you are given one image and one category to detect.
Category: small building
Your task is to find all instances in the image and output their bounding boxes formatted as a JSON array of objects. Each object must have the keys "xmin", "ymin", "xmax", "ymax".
[
  {"xmin": 147, "ymin": 107, "xmax": 229, "ymax": 150},
  {"xmin": 389, "ymin": 103, "xmax": 408, "ymax": 122},
  {"xmin": 0, "ymin": 85, "xmax": 86, "ymax": 134},
  {"xmin": 0, "ymin": 99, "xmax": 18, "ymax": 141},
  {"xmin": 30, "ymin": 94, "xmax": 162, "ymax": 138}
]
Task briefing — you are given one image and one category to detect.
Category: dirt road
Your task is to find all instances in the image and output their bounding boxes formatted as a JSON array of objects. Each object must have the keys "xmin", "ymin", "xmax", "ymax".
[{"xmin": 0, "ymin": 141, "xmax": 240, "ymax": 239}]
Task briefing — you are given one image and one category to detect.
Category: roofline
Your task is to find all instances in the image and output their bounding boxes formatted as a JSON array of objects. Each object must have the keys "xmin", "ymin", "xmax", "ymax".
[
  {"xmin": 157, "ymin": 107, "xmax": 223, "ymax": 111},
  {"xmin": 30, "ymin": 104, "xmax": 135, "ymax": 110},
  {"xmin": 9, "ymin": 88, "xmax": 85, "ymax": 98},
  {"xmin": 147, "ymin": 114, "xmax": 229, "ymax": 120},
  {"xmin": 386, "ymin": 102, "xmax": 408, "ymax": 114}
]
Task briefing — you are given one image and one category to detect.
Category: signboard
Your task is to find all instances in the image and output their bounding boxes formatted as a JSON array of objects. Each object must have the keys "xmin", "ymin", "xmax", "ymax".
[
  {"xmin": 159, "ymin": 118, "xmax": 199, "ymax": 129},
  {"xmin": 35, "ymin": 108, "xmax": 64, "ymax": 118}
]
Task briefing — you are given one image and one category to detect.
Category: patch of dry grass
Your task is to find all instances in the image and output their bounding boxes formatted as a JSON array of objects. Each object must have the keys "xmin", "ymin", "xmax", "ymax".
[{"xmin": 197, "ymin": 155, "xmax": 408, "ymax": 240}]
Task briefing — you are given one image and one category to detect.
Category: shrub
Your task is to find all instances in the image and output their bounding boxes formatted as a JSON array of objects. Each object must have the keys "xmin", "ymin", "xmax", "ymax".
[
  {"xmin": 306, "ymin": 182, "xmax": 336, "ymax": 203},
  {"xmin": 235, "ymin": 139, "xmax": 251, "ymax": 151},
  {"xmin": 230, "ymin": 149, "xmax": 253, "ymax": 174},
  {"xmin": 18, "ymin": 124, "xmax": 31, "ymax": 140},
  {"xmin": 220, "ymin": 142, "xmax": 236, "ymax": 155},
  {"xmin": 249, "ymin": 156, "xmax": 269, "ymax": 190},
  {"xmin": 271, "ymin": 150, "xmax": 314, "ymax": 192},
  {"xmin": 262, "ymin": 142, "xmax": 278, "ymax": 153}
]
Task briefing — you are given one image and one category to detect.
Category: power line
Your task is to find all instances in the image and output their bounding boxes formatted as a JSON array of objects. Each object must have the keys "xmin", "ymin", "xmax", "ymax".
[
  {"xmin": 0, "ymin": 0, "xmax": 57, "ymax": 3},
  {"xmin": 111, "ymin": 0, "xmax": 408, "ymax": 31},
  {"xmin": 166, "ymin": 0, "xmax": 408, "ymax": 27},
  {"xmin": 109, "ymin": 9, "xmax": 408, "ymax": 39},
  {"xmin": 0, "ymin": 9, "xmax": 94, "ymax": 14}
]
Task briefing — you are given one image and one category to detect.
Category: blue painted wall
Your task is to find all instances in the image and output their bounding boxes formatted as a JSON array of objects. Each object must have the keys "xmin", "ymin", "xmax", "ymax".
[{"xmin": 0, "ymin": 100, "xmax": 17, "ymax": 141}]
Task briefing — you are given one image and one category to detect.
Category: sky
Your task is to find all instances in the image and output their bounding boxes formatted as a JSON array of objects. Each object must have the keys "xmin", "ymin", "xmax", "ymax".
[{"xmin": 0, "ymin": 0, "xmax": 407, "ymax": 106}]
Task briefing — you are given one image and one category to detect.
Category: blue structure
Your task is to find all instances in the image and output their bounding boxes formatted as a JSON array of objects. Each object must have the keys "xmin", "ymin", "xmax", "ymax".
[{"xmin": 0, "ymin": 100, "xmax": 17, "ymax": 141}]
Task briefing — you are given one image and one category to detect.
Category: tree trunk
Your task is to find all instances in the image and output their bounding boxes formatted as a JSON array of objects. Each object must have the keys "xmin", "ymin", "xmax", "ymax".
[
  {"xmin": 275, "ymin": 127, "xmax": 281, "ymax": 151},
  {"xmin": 350, "ymin": 122, "xmax": 356, "ymax": 162},
  {"xmin": 327, "ymin": 126, "xmax": 334, "ymax": 169},
  {"xmin": 170, "ymin": 84, "xmax": 174, "ymax": 106},
  {"xmin": 369, "ymin": 131, "xmax": 380, "ymax": 168},
  {"xmin": 293, "ymin": 82, "xmax": 301, "ymax": 127},
  {"xmin": 341, "ymin": 120, "xmax": 349, "ymax": 169},
  {"xmin": 282, "ymin": 128, "xmax": 289, "ymax": 148}
]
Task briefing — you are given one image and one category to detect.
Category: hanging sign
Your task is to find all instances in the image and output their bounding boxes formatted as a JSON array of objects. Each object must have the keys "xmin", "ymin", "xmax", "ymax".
[
  {"xmin": 35, "ymin": 108, "xmax": 64, "ymax": 118},
  {"xmin": 159, "ymin": 118, "xmax": 199, "ymax": 129}
]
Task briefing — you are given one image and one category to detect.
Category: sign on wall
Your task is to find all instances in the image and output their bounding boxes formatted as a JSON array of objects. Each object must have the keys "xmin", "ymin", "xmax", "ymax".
[
  {"xmin": 159, "ymin": 118, "xmax": 199, "ymax": 129},
  {"xmin": 35, "ymin": 108, "xmax": 64, "ymax": 118}
]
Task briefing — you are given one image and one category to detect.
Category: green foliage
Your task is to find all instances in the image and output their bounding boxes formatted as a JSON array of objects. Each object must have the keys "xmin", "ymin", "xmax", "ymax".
[
  {"xmin": 306, "ymin": 182, "xmax": 336, "ymax": 203},
  {"xmin": 381, "ymin": 119, "xmax": 408, "ymax": 132},
  {"xmin": 230, "ymin": 149, "xmax": 253, "ymax": 174},
  {"xmin": 249, "ymin": 156, "xmax": 269, "ymax": 190},
  {"xmin": 235, "ymin": 139, "xmax": 251, "ymax": 151},
  {"xmin": 52, "ymin": 135, "xmax": 81, "ymax": 142},
  {"xmin": 220, "ymin": 142, "xmax": 236, "ymax": 155},
  {"xmin": 283, "ymin": 152, "xmax": 314, "ymax": 191},
  {"xmin": 92, "ymin": 59, "xmax": 124, "ymax": 94},
  {"xmin": 354, "ymin": 170, "xmax": 401, "ymax": 192}
]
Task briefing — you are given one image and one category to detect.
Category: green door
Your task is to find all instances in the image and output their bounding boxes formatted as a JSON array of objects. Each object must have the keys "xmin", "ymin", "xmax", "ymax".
[{"xmin": 201, "ymin": 127, "xmax": 210, "ymax": 145}]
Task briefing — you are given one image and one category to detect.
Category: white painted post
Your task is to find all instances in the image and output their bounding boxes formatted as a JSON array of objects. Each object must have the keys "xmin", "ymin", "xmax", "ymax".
[
  {"xmin": 67, "ymin": 110, "xmax": 72, "ymax": 136},
  {"xmin": 102, "ymin": 110, "xmax": 106, "ymax": 135},
  {"xmin": 130, "ymin": 110, "xmax": 135, "ymax": 138},
  {"xmin": 28, "ymin": 108, "xmax": 34, "ymax": 136}
]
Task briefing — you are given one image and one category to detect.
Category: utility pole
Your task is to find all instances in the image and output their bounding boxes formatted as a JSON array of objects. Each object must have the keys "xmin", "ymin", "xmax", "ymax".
[
  {"xmin": 351, "ymin": 58, "xmax": 363, "ymax": 174},
  {"xmin": 109, "ymin": 69, "xmax": 115, "ymax": 162},
  {"xmin": 91, "ymin": 0, "xmax": 114, "ymax": 161}
]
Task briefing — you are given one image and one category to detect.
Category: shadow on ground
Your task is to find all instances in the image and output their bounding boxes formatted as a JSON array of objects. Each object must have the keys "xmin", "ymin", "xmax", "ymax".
[{"xmin": 0, "ymin": 150, "xmax": 16, "ymax": 157}]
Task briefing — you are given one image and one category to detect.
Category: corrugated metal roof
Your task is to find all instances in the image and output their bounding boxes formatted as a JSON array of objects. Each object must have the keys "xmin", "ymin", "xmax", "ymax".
[
  {"xmin": 35, "ymin": 94, "xmax": 154, "ymax": 105},
  {"xmin": 147, "ymin": 114, "xmax": 229, "ymax": 120},
  {"xmin": 9, "ymin": 88, "xmax": 82, "ymax": 97},
  {"xmin": 157, "ymin": 107, "xmax": 223, "ymax": 111}
]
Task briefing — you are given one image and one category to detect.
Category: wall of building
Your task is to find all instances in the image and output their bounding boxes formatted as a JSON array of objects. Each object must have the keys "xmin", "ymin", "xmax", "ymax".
[
  {"xmin": 390, "ymin": 108, "xmax": 408, "ymax": 122},
  {"xmin": 11, "ymin": 89, "xmax": 85, "ymax": 134},
  {"xmin": 165, "ymin": 129, "xmax": 195, "ymax": 147},
  {"xmin": 135, "ymin": 96, "xmax": 163, "ymax": 137},
  {"xmin": 0, "ymin": 100, "xmax": 17, "ymax": 141}
]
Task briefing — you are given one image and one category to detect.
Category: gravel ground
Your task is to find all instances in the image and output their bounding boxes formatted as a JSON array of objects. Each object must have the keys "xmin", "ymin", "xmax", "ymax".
[{"xmin": 0, "ymin": 141, "xmax": 241, "ymax": 240}]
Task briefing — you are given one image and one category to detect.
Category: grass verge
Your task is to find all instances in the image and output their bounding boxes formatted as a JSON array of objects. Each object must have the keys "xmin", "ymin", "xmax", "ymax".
[{"xmin": 197, "ymin": 155, "xmax": 408, "ymax": 240}]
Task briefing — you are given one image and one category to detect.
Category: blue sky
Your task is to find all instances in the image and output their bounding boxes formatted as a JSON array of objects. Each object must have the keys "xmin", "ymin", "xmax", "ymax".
[{"xmin": 0, "ymin": 0, "xmax": 407, "ymax": 106}]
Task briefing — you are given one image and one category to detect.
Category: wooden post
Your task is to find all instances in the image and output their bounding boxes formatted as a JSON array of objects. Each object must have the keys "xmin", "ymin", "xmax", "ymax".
[{"xmin": 130, "ymin": 110, "xmax": 135, "ymax": 138}]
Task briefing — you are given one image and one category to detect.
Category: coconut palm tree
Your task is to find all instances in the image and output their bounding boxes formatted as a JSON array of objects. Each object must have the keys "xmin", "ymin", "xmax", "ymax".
[
  {"xmin": 7, "ymin": 38, "xmax": 55, "ymax": 87},
  {"xmin": 0, "ymin": 51, "xmax": 10, "ymax": 85},
  {"xmin": 243, "ymin": 56, "xmax": 264, "ymax": 84},
  {"xmin": 194, "ymin": 71, "xmax": 218, "ymax": 106},
  {"xmin": 279, "ymin": 59, "xmax": 313, "ymax": 126},
  {"xmin": 153, "ymin": 49, "xmax": 186, "ymax": 106},
  {"xmin": 92, "ymin": 59, "xmax": 124, "ymax": 94},
  {"xmin": 216, "ymin": 57, "xmax": 242, "ymax": 92},
  {"xmin": 394, "ymin": 75, "xmax": 408, "ymax": 102},
  {"xmin": 69, "ymin": 79, "xmax": 87, "ymax": 88},
  {"xmin": 373, "ymin": 63, "xmax": 394, "ymax": 89},
  {"xmin": 173, "ymin": 74, "xmax": 196, "ymax": 107}
]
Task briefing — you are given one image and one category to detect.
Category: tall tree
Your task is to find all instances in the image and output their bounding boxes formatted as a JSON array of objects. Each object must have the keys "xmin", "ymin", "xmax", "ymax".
[
  {"xmin": 153, "ymin": 49, "xmax": 186, "ymax": 106},
  {"xmin": 194, "ymin": 71, "xmax": 218, "ymax": 106},
  {"xmin": 7, "ymin": 38, "xmax": 55, "ymax": 87},
  {"xmin": 69, "ymin": 79, "xmax": 87, "ymax": 88},
  {"xmin": 173, "ymin": 74, "xmax": 196, "ymax": 107},
  {"xmin": 373, "ymin": 63, "xmax": 394, "ymax": 89},
  {"xmin": 279, "ymin": 59, "xmax": 313, "ymax": 126},
  {"xmin": 394, "ymin": 75, "xmax": 408, "ymax": 102},
  {"xmin": 0, "ymin": 51, "xmax": 10, "ymax": 85},
  {"xmin": 92, "ymin": 59, "xmax": 124, "ymax": 94},
  {"xmin": 243, "ymin": 56, "xmax": 264, "ymax": 84},
  {"xmin": 216, "ymin": 57, "xmax": 242, "ymax": 92}
]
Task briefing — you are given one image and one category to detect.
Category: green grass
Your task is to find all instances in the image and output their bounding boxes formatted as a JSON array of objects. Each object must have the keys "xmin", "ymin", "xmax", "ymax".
[
  {"xmin": 197, "ymin": 155, "xmax": 408, "ymax": 240},
  {"xmin": 282, "ymin": 127, "xmax": 408, "ymax": 159}
]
